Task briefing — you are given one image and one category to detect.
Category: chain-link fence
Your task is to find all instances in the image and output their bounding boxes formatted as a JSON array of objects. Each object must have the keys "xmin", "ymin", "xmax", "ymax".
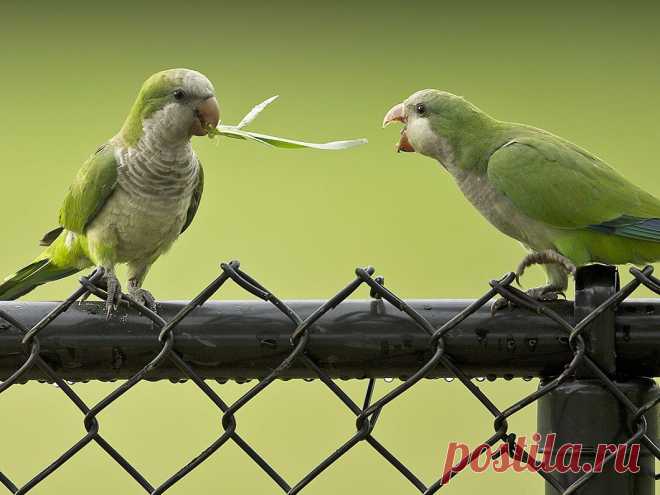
[{"xmin": 0, "ymin": 260, "xmax": 658, "ymax": 494}]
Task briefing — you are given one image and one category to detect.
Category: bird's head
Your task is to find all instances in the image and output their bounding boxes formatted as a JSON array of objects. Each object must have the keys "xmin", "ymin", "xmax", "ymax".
[
  {"xmin": 383, "ymin": 90, "xmax": 490, "ymax": 167},
  {"xmin": 120, "ymin": 68, "xmax": 220, "ymax": 146}
]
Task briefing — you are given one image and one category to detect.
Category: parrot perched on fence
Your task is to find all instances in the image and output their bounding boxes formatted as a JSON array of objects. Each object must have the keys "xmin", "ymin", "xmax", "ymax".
[
  {"xmin": 383, "ymin": 90, "xmax": 660, "ymax": 305},
  {"xmin": 0, "ymin": 68, "xmax": 220, "ymax": 316}
]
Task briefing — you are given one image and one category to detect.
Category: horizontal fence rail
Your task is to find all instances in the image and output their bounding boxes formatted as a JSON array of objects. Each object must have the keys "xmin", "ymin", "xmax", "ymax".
[
  {"xmin": 0, "ymin": 299, "xmax": 658, "ymax": 381},
  {"xmin": 0, "ymin": 260, "xmax": 657, "ymax": 495}
]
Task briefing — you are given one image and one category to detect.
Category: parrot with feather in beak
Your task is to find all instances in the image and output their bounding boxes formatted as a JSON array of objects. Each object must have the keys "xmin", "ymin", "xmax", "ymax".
[{"xmin": 0, "ymin": 68, "xmax": 220, "ymax": 316}]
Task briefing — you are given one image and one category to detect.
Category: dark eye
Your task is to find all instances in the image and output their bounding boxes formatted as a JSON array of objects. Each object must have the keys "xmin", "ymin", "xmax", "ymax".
[
  {"xmin": 415, "ymin": 103, "xmax": 426, "ymax": 115},
  {"xmin": 173, "ymin": 89, "xmax": 186, "ymax": 101}
]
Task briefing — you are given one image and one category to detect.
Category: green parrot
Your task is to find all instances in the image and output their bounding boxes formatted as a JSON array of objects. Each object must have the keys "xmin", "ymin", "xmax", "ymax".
[
  {"xmin": 0, "ymin": 68, "xmax": 220, "ymax": 316},
  {"xmin": 383, "ymin": 90, "xmax": 660, "ymax": 304}
]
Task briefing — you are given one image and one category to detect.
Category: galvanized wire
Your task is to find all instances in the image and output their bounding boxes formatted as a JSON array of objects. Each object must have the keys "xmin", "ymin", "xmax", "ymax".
[{"xmin": 0, "ymin": 260, "xmax": 657, "ymax": 494}]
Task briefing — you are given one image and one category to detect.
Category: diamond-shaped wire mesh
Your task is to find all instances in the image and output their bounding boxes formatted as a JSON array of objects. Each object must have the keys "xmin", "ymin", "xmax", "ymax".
[{"xmin": 0, "ymin": 260, "xmax": 657, "ymax": 494}]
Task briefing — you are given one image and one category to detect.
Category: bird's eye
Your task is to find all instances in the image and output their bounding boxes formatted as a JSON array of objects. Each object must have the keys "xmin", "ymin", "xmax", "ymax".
[
  {"xmin": 173, "ymin": 89, "xmax": 186, "ymax": 101},
  {"xmin": 415, "ymin": 103, "xmax": 426, "ymax": 115}
]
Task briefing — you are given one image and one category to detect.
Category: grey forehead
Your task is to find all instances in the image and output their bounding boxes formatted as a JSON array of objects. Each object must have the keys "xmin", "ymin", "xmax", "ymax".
[
  {"xmin": 406, "ymin": 89, "xmax": 442, "ymax": 104},
  {"xmin": 181, "ymin": 70, "xmax": 215, "ymax": 97}
]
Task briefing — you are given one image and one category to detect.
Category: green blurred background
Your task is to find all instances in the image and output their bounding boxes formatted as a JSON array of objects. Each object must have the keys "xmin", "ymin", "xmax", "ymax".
[{"xmin": 1, "ymin": 0, "xmax": 658, "ymax": 493}]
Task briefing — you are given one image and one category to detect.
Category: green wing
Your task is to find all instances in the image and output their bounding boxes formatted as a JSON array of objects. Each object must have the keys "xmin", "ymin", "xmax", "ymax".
[
  {"xmin": 487, "ymin": 136, "xmax": 660, "ymax": 233},
  {"xmin": 180, "ymin": 161, "xmax": 204, "ymax": 234},
  {"xmin": 58, "ymin": 144, "xmax": 119, "ymax": 234}
]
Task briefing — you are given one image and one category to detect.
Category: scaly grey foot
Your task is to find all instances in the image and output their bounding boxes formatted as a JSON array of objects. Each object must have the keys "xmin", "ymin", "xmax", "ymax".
[
  {"xmin": 515, "ymin": 250, "xmax": 576, "ymax": 286},
  {"xmin": 104, "ymin": 273, "xmax": 122, "ymax": 319},
  {"xmin": 129, "ymin": 287, "xmax": 157, "ymax": 312},
  {"xmin": 526, "ymin": 285, "xmax": 566, "ymax": 301},
  {"xmin": 491, "ymin": 283, "xmax": 567, "ymax": 314}
]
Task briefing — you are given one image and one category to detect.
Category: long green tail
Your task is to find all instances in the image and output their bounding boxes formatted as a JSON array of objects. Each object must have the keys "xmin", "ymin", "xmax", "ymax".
[{"xmin": 0, "ymin": 234, "xmax": 85, "ymax": 300}]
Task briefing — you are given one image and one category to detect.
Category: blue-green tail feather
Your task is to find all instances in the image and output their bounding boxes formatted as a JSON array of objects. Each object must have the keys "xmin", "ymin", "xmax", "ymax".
[{"xmin": 589, "ymin": 216, "xmax": 660, "ymax": 242}]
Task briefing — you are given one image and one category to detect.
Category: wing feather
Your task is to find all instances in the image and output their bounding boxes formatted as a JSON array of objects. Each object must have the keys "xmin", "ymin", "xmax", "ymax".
[
  {"xmin": 487, "ymin": 137, "xmax": 660, "ymax": 237},
  {"xmin": 59, "ymin": 144, "xmax": 119, "ymax": 234},
  {"xmin": 180, "ymin": 161, "xmax": 204, "ymax": 234}
]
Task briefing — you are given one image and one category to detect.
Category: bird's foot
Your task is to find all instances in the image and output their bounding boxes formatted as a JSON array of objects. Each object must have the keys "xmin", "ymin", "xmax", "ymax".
[
  {"xmin": 129, "ymin": 287, "xmax": 158, "ymax": 313},
  {"xmin": 491, "ymin": 296, "xmax": 513, "ymax": 314},
  {"xmin": 103, "ymin": 273, "xmax": 122, "ymax": 319},
  {"xmin": 491, "ymin": 284, "xmax": 566, "ymax": 314},
  {"xmin": 526, "ymin": 285, "xmax": 566, "ymax": 302},
  {"xmin": 515, "ymin": 250, "xmax": 576, "ymax": 286}
]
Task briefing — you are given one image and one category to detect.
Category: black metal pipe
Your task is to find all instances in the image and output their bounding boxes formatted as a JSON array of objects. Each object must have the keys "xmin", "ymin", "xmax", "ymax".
[{"xmin": 0, "ymin": 295, "xmax": 658, "ymax": 382}]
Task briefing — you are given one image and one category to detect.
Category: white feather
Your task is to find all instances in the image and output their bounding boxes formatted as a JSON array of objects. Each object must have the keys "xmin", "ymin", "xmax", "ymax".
[
  {"xmin": 216, "ymin": 126, "xmax": 367, "ymax": 150},
  {"xmin": 236, "ymin": 95, "xmax": 279, "ymax": 129},
  {"xmin": 208, "ymin": 95, "xmax": 368, "ymax": 150}
]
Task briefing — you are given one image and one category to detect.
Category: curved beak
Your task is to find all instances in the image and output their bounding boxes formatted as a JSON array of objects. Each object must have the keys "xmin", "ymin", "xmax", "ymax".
[
  {"xmin": 192, "ymin": 96, "xmax": 220, "ymax": 136},
  {"xmin": 382, "ymin": 103, "xmax": 406, "ymax": 127},
  {"xmin": 382, "ymin": 103, "xmax": 415, "ymax": 153}
]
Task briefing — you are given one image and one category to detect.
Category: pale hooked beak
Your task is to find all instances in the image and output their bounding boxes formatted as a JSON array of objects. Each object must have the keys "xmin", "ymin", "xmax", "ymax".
[
  {"xmin": 382, "ymin": 103, "xmax": 406, "ymax": 127},
  {"xmin": 382, "ymin": 102, "xmax": 414, "ymax": 153},
  {"xmin": 192, "ymin": 96, "xmax": 220, "ymax": 136}
]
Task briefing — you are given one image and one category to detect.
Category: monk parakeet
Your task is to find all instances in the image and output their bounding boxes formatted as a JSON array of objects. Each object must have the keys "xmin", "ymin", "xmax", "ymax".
[
  {"xmin": 0, "ymin": 68, "xmax": 219, "ymax": 316},
  {"xmin": 383, "ymin": 90, "xmax": 660, "ymax": 304}
]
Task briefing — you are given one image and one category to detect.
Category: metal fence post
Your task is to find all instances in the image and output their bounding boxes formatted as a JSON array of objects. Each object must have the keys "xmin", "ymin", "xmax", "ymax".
[{"xmin": 538, "ymin": 264, "xmax": 659, "ymax": 494}]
